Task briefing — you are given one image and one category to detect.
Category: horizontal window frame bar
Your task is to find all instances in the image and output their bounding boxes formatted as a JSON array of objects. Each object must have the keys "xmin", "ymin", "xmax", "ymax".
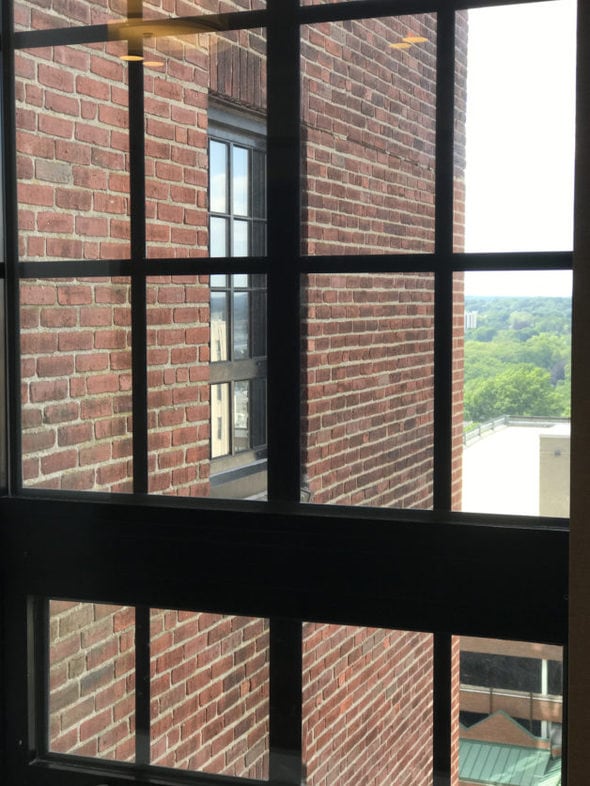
[
  {"xmin": 14, "ymin": 251, "xmax": 573, "ymax": 280},
  {"xmin": 12, "ymin": 0, "xmax": 560, "ymax": 52},
  {"xmin": 0, "ymin": 496, "xmax": 568, "ymax": 643},
  {"xmin": 28, "ymin": 754, "xmax": 269, "ymax": 786},
  {"xmin": 210, "ymin": 359, "xmax": 267, "ymax": 383},
  {"xmin": 13, "ymin": 11, "xmax": 267, "ymax": 50}
]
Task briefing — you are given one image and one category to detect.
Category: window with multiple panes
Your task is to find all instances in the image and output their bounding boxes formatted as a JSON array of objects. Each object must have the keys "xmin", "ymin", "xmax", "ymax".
[
  {"xmin": 0, "ymin": 0, "xmax": 575, "ymax": 784},
  {"xmin": 208, "ymin": 111, "xmax": 268, "ymax": 498}
]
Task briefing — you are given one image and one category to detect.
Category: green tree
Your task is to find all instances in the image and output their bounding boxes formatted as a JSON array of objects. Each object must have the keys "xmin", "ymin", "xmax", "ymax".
[{"xmin": 464, "ymin": 365, "xmax": 562, "ymax": 422}]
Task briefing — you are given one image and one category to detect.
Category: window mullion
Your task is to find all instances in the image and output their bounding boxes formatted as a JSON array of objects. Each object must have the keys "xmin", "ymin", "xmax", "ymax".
[
  {"xmin": 433, "ymin": 11, "xmax": 456, "ymax": 786},
  {"xmin": 128, "ymin": 44, "xmax": 148, "ymax": 494},
  {"xmin": 135, "ymin": 604, "xmax": 150, "ymax": 766},
  {"xmin": 1, "ymin": 0, "xmax": 22, "ymax": 494},
  {"xmin": 433, "ymin": 8, "xmax": 456, "ymax": 512},
  {"xmin": 266, "ymin": 0, "xmax": 301, "ymax": 503}
]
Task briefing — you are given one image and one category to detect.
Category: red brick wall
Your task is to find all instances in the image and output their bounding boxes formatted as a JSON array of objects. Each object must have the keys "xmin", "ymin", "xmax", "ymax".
[
  {"xmin": 20, "ymin": 278, "xmax": 134, "ymax": 491},
  {"xmin": 303, "ymin": 624, "xmax": 434, "ymax": 786},
  {"xmin": 49, "ymin": 601, "xmax": 135, "ymax": 759},
  {"xmin": 301, "ymin": 16, "xmax": 437, "ymax": 256},
  {"xmin": 302, "ymin": 273, "xmax": 435, "ymax": 508},
  {"xmin": 149, "ymin": 610, "xmax": 269, "ymax": 776}
]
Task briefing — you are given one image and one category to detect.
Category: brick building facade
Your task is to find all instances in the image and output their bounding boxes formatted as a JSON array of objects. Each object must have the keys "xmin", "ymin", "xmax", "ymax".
[{"xmin": 16, "ymin": 0, "xmax": 466, "ymax": 781}]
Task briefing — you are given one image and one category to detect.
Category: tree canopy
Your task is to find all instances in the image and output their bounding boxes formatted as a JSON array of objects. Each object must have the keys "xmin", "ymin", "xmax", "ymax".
[{"xmin": 464, "ymin": 296, "xmax": 570, "ymax": 423}]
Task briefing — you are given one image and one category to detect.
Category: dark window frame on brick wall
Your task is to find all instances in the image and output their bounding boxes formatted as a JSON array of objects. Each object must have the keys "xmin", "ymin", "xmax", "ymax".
[{"xmin": 0, "ymin": 1, "xmax": 573, "ymax": 786}]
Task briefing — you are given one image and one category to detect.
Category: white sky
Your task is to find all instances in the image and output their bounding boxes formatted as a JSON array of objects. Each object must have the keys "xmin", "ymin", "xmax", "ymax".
[{"xmin": 463, "ymin": 0, "xmax": 577, "ymax": 297}]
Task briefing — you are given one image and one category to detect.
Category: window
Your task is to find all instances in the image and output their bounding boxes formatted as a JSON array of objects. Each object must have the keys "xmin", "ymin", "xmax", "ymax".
[
  {"xmin": 0, "ymin": 0, "xmax": 575, "ymax": 785},
  {"xmin": 208, "ymin": 109, "xmax": 268, "ymax": 498}
]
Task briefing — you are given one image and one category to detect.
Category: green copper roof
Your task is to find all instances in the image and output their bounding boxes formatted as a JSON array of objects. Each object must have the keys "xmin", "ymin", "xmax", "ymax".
[{"xmin": 459, "ymin": 740, "xmax": 561, "ymax": 786}]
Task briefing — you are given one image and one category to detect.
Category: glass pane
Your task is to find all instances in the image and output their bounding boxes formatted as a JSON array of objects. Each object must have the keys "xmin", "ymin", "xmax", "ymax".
[
  {"xmin": 458, "ymin": 271, "xmax": 571, "ymax": 517},
  {"xmin": 16, "ymin": 45, "xmax": 130, "ymax": 262},
  {"xmin": 233, "ymin": 292, "xmax": 249, "ymax": 359},
  {"xmin": 150, "ymin": 610, "xmax": 269, "ymax": 778},
  {"xmin": 212, "ymin": 384, "xmax": 231, "ymax": 459},
  {"xmin": 232, "ymin": 147, "xmax": 249, "ymax": 216},
  {"xmin": 14, "ymin": 1, "xmax": 126, "ymax": 30},
  {"xmin": 145, "ymin": 28, "xmax": 266, "ymax": 259},
  {"xmin": 142, "ymin": 0, "xmax": 266, "ymax": 18},
  {"xmin": 21, "ymin": 279, "xmax": 133, "ymax": 492},
  {"xmin": 303, "ymin": 624, "xmax": 435, "ymax": 785},
  {"xmin": 301, "ymin": 273, "xmax": 437, "ymax": 509},
  {"xmin": 147, "ymin": 276, "xmax": 210, "ymax": 495},
  {"xmin": 147, "ymin": 276, "xmax": 267, "ymax": 500},
  {"xmin": 234, "ymin": 381, "xmax": 250, "ymax": 452},
  {"xmin": 14, "ymin": 2, "xmax": 266, "ymax": 30},
  {"xmin": 210, "ymin": 218, "xmax": 228, "ymax": 257},
  {"xmin": 232, "ymin": 220, "xmax": 249, "ymax": 257},
  {"xmin": 49, "ymin": 601, "xmax": 135, "ymax": 761},
  {"xmin": 457, "ymin": 636, "xmax": 563, "ymax": 786},
  {"xmin": 456, "ymin": 0, "xmax": 576, "ymax": 252},
  {"xmin": 210, "ymin": 140, "xmax": 228, "ymax": 214},
  {"xmin": 211, "ymin": 292, "xmax": 229, "ymax": 362},
  {"xmin": 301, "ymin": 16, "xmax": 437, "ymax": 255}
]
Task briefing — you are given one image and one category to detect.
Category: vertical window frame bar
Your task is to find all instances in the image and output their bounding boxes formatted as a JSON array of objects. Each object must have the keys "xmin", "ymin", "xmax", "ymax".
[
  {"xmin": 433, "ymin": 8, "xmax": 456, "ymax": 512},
  {"xmin": 266, "ymin": 0, "xmax": 301, "ymax": 503},
  {"xmin": 433, "ymin": 9, "xmax": 456, "ymax": 786},
  {"xmin": 135, "ymin": 604, "xmax": 150, "ymax": 766},
  {"xmin": 269, "ymin": 618, "xmax": 303, "ymax": 785},
  {"xmin": 128, "ymin": 41, "xmax": 149, "ymax": 494},
  {"xmin": 1, "ymin": 0, "xmax": 22, "ymax": 494}
]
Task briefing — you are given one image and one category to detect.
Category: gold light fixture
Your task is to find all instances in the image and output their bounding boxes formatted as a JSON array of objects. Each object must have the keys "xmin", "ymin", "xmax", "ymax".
[
  {"xmin": 403, "ymin": 35, "xmax": 428, "ymax": 43},
  {"xmin": 389, "ymin": 42, "xmax": 412, "ymax": 49}
]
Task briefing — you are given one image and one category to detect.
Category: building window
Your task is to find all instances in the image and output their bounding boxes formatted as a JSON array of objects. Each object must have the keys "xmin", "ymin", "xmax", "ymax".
[{"xmin": 208, "ymin": 111, "xmax": 267, "ymax": 498}]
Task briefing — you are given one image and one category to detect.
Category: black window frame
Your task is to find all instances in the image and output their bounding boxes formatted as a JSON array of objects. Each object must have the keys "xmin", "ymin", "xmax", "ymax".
[{"xmin": 0, "ymin": 1, "xmax": 572, "ymax": 785}]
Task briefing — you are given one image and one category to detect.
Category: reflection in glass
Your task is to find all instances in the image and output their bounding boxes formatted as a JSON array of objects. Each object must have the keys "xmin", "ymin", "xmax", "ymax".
[
  {"xmin": 234, "ymin": 381, "xmax": 250, "ymax": 452},
  {"xmin": 233, "ymin": 292, "xmax": 249, "ymax": 359},
  {"xmin": 211, "ymin": 383, "xmax": 230, "ymax": 458},
  {"xmin": 232, "ymin": 147, "xmax": 249, "ymax": 215},
  {"xmin": 210, "ymin": 140, "xmax": 228, "ymax": 214},
  {"xmin": 210, "ymin": 217, "xmax": 228, "ymax": 257}
]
